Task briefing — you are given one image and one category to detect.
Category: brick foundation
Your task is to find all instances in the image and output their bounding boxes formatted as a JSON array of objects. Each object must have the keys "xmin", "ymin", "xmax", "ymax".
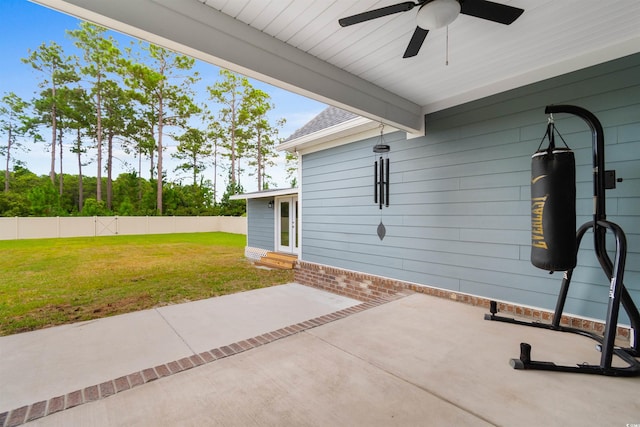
[{"xmin": 294, "ymin": 260, "xmax": 631, "ymax": 340}]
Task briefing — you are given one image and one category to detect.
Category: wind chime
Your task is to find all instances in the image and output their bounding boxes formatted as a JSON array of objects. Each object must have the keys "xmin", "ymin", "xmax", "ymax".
[{"xmin": 373, "ymin": 125, "xmax": 390, "ymax": 240}]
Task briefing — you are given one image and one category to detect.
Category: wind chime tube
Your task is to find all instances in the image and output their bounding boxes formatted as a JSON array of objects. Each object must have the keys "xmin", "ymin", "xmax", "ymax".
[
  {"xmin": 374, "ymin": 161, "xmax": 378, "ymax": 204},
  {"xmin": 385, "ymin": 158, "xmax": 390, "ymax": 207},
  {"xmin": 379, "ymin": 156, "xmax": 384, "ymax": 209}
]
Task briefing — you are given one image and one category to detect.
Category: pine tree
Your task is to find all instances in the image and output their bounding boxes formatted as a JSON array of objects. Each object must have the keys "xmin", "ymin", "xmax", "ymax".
[
  {"xmin": 172, "ymin": 127, "xmax": 212, "ymax": 186},
  {"xmin": 123, "ymin": 43, "xmax": 200, "ymax": 214},
  {"xmin": 68, "ymin": 23, "xmax": 123, "ymax": 203},
  {"xmin": 208, "ymin": 69, "xmax": 252, "ymax": 188},
  {"xmin": 22, "ymin": 41, "xmax": 78, "ymax": 185},
  {"xmin": 240, "ymin": 88, "xmax": 284, "ymax": 190},
  {"xmin": 0, "ymin": 92, "xmax": 39, "ymax": 192}
]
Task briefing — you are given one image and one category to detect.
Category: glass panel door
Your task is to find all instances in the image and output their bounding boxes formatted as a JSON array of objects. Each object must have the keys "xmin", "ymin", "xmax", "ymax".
[
  {"xmin": 294, "ymin": 199, "xmax": 299, "ymax": 250},
  {"xmin": 279, "ymin": 200, "xmax": 290, "ymax": 248},
  {"xmin": 276, "ymin": 196, "xmax": 298, "ymax": 254}
]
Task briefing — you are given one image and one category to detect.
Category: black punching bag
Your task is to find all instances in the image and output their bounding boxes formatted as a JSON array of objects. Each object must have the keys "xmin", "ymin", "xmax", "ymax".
[{"xmin": 530, "ymin": 123, "xmax": 577, "ymax": 272}]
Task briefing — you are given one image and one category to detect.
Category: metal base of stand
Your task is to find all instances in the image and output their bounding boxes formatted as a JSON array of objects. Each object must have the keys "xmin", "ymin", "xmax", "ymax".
[{"xmin": 485, "ymin": 307, "xmax": 640, "ymax": 377}]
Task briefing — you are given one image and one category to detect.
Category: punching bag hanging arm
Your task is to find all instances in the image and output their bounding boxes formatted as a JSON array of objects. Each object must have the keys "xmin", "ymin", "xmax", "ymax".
[
  {"xmin": 544, "ymin": 105, "xmax": 606, "ymax": 222},
  {"xmin": 544, "ymin": 105, "xmax": 610, "ymax": 285},
  {"xmin": 546, "ymin": 113, "xmax": 555, "ymax": 149}
]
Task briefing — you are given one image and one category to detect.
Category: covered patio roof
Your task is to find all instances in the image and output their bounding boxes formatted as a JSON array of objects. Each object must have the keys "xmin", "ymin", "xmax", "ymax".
[{"xmin": 33, "ymin": 0, "xmax": 640, "ymax": 135}]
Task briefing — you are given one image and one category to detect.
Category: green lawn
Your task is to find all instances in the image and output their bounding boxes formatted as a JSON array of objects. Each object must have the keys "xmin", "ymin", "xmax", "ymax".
[{"xmin": 0, "ymin": 232, "xmax": 293, "ymax": 336}]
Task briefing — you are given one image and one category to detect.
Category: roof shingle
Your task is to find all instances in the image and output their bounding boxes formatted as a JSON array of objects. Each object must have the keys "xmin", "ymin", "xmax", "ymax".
[{"xmin": 284, "ymin": 106, "xmax": 359, "ymax": 142}]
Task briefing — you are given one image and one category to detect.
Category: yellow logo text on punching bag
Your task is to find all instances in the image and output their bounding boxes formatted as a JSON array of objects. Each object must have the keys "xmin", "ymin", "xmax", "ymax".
[{"xmin": 531, "ymin": 195, "xmax": 548, "ymax": 249}]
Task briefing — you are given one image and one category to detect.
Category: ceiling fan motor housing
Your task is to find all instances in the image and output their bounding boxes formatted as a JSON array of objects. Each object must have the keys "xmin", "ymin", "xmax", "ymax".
[{"xmin": 416, "ymin": 0, "xmax": 461, "ymax": 30}]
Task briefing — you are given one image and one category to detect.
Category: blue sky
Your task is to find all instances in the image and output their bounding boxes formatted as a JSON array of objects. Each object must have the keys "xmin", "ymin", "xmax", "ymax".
[{"xmin": 0, "ymin": 0, "xmax": 326, "ymax": 191}]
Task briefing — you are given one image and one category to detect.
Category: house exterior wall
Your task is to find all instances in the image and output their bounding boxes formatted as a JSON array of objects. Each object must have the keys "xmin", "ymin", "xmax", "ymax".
[
  {"xmin": 246, "ymin": 198, "xmax": 275, "ymax": 254},
  {"xmin": 298, "ymin": 53, "xmax": 640, "ymax": 324}
]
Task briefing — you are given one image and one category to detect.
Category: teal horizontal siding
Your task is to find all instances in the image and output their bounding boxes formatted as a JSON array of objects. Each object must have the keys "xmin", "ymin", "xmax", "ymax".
[
  {"xmin": 247, "ymin": 199, "xmax": 274, "ymax": 251},
  {"xmin": 301, "ymin": 53, "xmax": 640, "ymax": 322}
]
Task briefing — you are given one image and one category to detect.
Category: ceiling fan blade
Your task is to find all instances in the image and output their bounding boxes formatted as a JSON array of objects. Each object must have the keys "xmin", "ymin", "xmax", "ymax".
[
  {"xmin": 459, "ymin": 0, "xmax": 524, "ymax": 25},
  {"xmin": 339, "ymin": 1, "xmax": 418, "ymax": 27},
  {"xmin": 403, "ymin": 26, "xmax": 429, "ymax": 58}
]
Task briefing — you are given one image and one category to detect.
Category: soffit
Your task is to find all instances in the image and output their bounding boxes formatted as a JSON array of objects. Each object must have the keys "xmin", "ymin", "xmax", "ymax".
[{"xmin": 200, "ymin": 0, "xmax": 640, "ymax": 113}]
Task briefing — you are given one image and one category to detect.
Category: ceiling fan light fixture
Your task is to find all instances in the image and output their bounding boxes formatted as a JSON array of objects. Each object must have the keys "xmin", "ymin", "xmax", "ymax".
[{"xmin": 416, "ymin": 0, "xmax": 460, "ymax": 30}]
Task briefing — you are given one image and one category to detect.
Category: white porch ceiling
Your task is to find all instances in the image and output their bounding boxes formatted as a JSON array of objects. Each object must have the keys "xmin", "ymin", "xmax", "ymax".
[{"xmin": 34, "ymin": 0, "xmax": 640, "ymax": 134}]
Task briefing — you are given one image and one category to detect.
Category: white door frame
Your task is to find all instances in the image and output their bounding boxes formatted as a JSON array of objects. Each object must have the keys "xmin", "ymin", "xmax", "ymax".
[{"xmin": 275, "ymin": 195, "xmax": 298, "ymax": 254}]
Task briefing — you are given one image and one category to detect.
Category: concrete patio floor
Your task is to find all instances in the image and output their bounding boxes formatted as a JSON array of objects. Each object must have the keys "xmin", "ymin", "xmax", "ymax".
[{"xmin": 2, "ymin": 283, "xmax": 639, "ymax": 426}]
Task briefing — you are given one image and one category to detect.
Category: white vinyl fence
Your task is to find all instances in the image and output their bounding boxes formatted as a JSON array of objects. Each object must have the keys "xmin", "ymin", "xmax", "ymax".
[{"xmin": 0, "ymin": 216, "xmax": 246, "ymax": 240}]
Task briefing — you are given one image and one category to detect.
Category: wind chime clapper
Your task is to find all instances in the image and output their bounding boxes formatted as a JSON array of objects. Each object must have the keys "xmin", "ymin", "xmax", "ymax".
[{"xmin": 373, "ymin": 125, "xmax": 390, "ymax": 210}]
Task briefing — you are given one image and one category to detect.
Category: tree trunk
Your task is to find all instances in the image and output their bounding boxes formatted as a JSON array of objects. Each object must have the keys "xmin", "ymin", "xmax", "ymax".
[
  {"xmin": 50, "ymin": 102, "xmax": 57, "ymax": 184},
  {"xmin": 77, "ymin": 128, "xmax": 84, "ymax": 212},
  {"xmin": 138, "ymin": 145, "xmax": 143, "ymax": 204},
  {"xmin": 58, "ymin": 127, "xmax": 63, "ymax": 196},
  {"xmin": 230, "ymin": 91, "xmax": 236, "ymax": 186},
  {"xmin": 213, "ymin": 139, "xmax": 217, "ymax": 203},
  {"xmin": 107, "ymin": 132, "xmax": 113, "ymax": 210},
  {"xmin": 4, "ymin": 127, "xmax": 11, "ymax": 193},
  {"xmin": 96, "ymin": 80, "xmax": 103, "ymax": 202},
  {"xmin": 192, "ymin": 151, "xmax": 197, "ymax": 186},
  {"xmin": 156, "ymin": 100, "xmax": 164, "ymax": 215},
  {"xmin": 257, "ymin": 130, "xmax": 262, "ymax": 191}
]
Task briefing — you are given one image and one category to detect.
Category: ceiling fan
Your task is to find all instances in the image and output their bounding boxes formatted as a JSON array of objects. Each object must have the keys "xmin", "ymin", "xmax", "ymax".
[{"xmin": 338, "ymin": 0, "xmax": 524, "ymax": 58}]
